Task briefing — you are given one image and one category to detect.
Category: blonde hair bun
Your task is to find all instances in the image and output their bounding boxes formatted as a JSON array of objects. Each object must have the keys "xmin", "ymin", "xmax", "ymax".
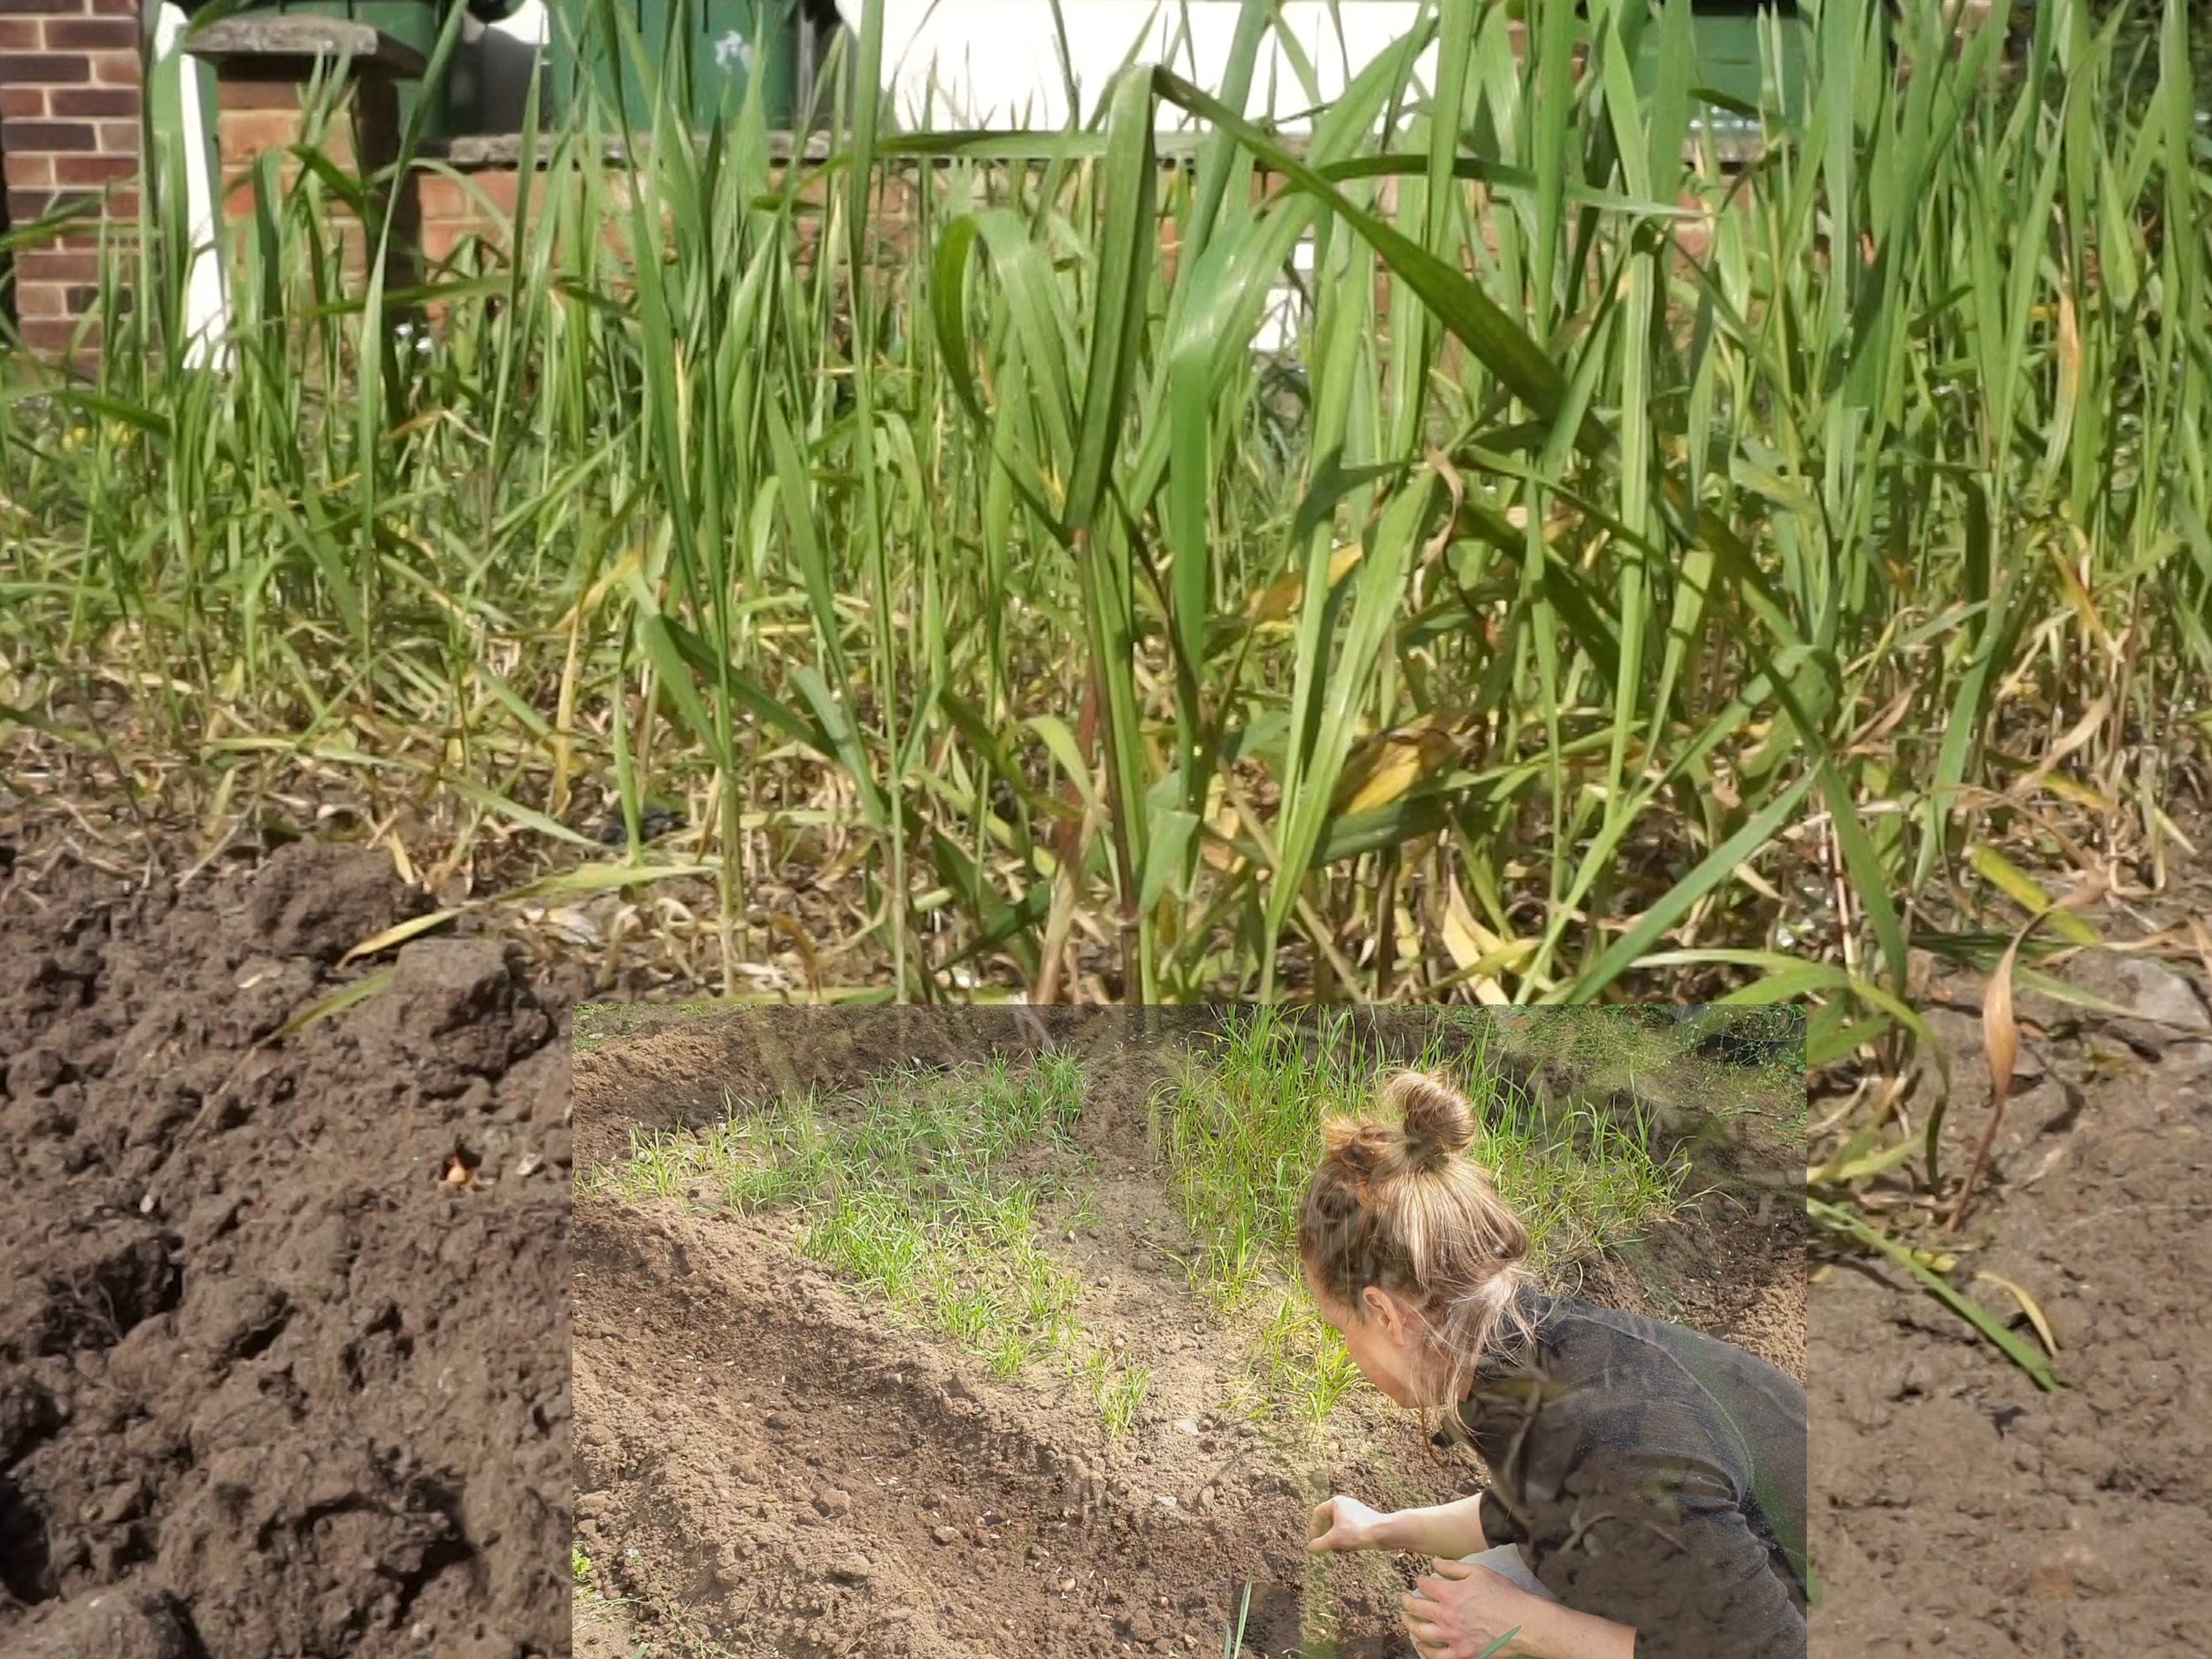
[
  {"xmin": 1299, "ymin": 1067, "xmax": 1536, "ymax": 1394},
  {"xmin": 1381, "ymin": 1071, "xmax": 1477, "ymax": 1168}
]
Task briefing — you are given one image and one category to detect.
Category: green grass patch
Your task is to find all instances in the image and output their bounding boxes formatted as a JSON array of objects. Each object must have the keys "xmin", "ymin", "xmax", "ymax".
[
  {"xmin": 1473, "ymin": 1006, "xmax": 1807, "ymax": 1134},
  {"xmin": 589, "ymin": 1016, "xmax": 1720, "ymax": 1430},
  {"xmin": 595, "ymin": 1051, "xmax": 1155, "ymax": 1430}
]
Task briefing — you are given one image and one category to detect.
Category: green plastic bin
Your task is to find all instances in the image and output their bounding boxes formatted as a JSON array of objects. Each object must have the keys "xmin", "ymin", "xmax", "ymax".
[
  {"xmin": 549, "ymin": 0, "xmax": 802, "ymax": 133},
  {"xmin": 188, "ymin": 0, "xmax": 527, "ymax": 140},
  {"xmin": 235, "ymin": 0, "xmax": 452, "ymax": 138},
  {"xmin": 1637, "ymin": 4, "xmax": 1815, "ymax": 145}
]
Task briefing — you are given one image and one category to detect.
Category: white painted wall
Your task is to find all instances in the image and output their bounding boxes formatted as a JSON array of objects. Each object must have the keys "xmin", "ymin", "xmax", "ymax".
[
  {"xmin": 150, "ymin": 2, "xmax": 228, "ymax": 365},
  {"xmin": 853, "ymin": 0, "xmax": 1432, "ymax": 131},
  {"xmin": 477, "ymin": 1, "xmax": 1434, "ymax": 133}
]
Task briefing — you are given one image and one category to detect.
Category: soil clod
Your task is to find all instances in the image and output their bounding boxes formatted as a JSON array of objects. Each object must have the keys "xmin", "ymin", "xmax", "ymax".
[
  {"xmin": 8, "ymin": 1582, "xmax": 198, "ymax": 1659},
  {"xmin": 1, "ymin": 837, "xmax": 569, "ymax": 1657}
]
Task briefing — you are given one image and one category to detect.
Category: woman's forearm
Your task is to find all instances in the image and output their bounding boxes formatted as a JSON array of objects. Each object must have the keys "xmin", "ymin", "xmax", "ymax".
[
  {"xmin": 1501, "ymin": 1598, "xmax": 1637, "ymax": 1659},
  {"xmin": 1370, "ymin": 1494, "xmax": 1489, "ymax": 1557}
]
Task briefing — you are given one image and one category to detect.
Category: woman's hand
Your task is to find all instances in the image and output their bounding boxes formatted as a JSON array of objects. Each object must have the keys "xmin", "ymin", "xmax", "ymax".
[
  {"xmin": 1401, "ymin": 1556, "xmax": 1542, "ymax": 1658},
  {"xmin": 1307, "ymin": 1494, "xmax": 1386, "ymax": 1553}
]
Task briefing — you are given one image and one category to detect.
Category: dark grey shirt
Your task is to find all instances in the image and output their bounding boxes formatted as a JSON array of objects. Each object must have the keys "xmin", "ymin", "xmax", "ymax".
[{"xmin": 1457, "ymin": 1290, "xmax": 1808, "ymax": 1659}]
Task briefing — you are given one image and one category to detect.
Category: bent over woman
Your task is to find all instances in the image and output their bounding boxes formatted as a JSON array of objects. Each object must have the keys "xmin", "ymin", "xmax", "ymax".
[{"xmin": 1301, "ymin": 1071, "xmax": 1806, "ymax": 1659}]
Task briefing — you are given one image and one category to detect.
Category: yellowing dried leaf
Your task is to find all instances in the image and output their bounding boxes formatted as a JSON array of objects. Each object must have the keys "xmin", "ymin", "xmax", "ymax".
[
  {"xmin": 1974, "ymin": 1271, "xmax": 2059, "ymax": 1356},
  {"xmin": 1985, "ymin": 937, "xmax": 2022, "ymax": 1118},
  {"xmin": 1242, "ymin": 545, "xmax": 1364, "ymax": 623},
  {"xmin": 340, "ymin": 907, "xmax": 464, "ymax": 968},
  {"xmin": 1334, "ymin": 715, "xmax": 1460, "ymax": 815},
  {"xmin": 1341, "ymin": 732, "xmax": 1456, "ymax": 814},
  {"xmin": 1199, "ymin": 786, "xmax": 1246, "ymax": 875},
  {"xmin": 1441, "ymin": 879, "xmax": 1489, "ymax": 973},
  {"xmin": 2033, "ymin": 772, "xmax": 2120, "ymax": 816},
  {"xmin": 766, "ymin": 912, "xmax": 823, "ymax": 998},
  {"xmin": 1969, "ymin": 845, "xmax": 2099, "ymax": 948},
  {"xmin": 1947, "ymin": 866, "xmax": 2081, "ymax": 1231}
]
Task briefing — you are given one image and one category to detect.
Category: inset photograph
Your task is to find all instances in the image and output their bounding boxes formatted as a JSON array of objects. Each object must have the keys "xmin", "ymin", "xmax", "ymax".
[
  {"xmin": 572, "ymin": 1005, "xmax": 1805, "ymax": 1659},
  {"xmin": 1, "ymin": 839, "xmax": 575, "ymax": 1659}
]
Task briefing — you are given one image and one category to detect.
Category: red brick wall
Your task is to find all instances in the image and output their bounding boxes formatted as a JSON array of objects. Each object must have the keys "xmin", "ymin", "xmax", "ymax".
[
  {"xmin": 210, "ymin": 72, "xmax": 407, "ymax": 292},
  {"xmin": 414, "ymin": 165, "xmax": 531, "ymax": 271},
  {"xmin": 0, "ymin": 0, "xmax": 142, "ymax": 357},
  {"xmin": 410, "ymin": 160, "xmax": 926, "ymax": 291}
]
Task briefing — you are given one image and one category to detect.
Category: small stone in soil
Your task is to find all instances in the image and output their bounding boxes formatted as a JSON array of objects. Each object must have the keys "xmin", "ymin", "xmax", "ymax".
[
  {"xmin": 932, "ymin": 1525, "xmax": 960, "ymax": 1545},
  {"xmin": 764, "ymin": 1411, "xmax": 793, "ymax": 1429},
  {"xmin": 814, "ymin": 1488, "xmax": 851, "ymax": 1517},
  {"xmin": 829, "ymin": 1555, "xmax": 872, "ymax": 1585}
]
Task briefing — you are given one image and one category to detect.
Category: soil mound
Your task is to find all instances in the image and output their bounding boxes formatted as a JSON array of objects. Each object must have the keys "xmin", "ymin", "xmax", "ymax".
[
  {"xmin": 574, "ymin": 1205, "xmax": 1360, "ymax": 1659},
  {"xmin": 0, "ymin": 835, "xmax": 574, "ymax": 1658},
  {"xmin": 573, "ymin": 1010, "xmax": 1808, "ymax": 1659},
  {"xmin": 1811, "ymin": 979, "xmax": 2212, "ymax": 1657}
]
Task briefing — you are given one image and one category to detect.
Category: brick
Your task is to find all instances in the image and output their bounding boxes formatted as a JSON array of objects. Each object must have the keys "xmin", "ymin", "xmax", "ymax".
[
  {"xmin": 34, "ymin": 230, "xmax": 110, "ymax": 257},
  {"xmin": 217, "ymin": 73, "xmax": 313, "ymax": 112},
  {"xmin": 64, "ymin": 281, "xmax": 128, "ymax": 314},
  {"xmin": 95, "ymin": 121, "xmax": 137, "ymax": 152},
  {"xmin": 52, "ymin": 154, "xmax": 134, "ymax": 188},
  {"xmin": 11, "ymin": 0, "xmax": 103, "ymax": 13},
  {"xmin": 1, "ymin": 85, "xmax": 50, "ymax": 119},
  {"xmin": 88, "ymin": 50, "xmax": 137, "ymax": 87},
  {"xmin": 411, "ymin": 173, "xmax": 467, "ymax": 223},
  {"xmin": 217, "ymin": 171, "xmax": 259, "ymax": 217},
  {"xmin": 7, "ymin": 160, "xmax": 63, "ymax": 200},
  {"xmin": 17, "ymin": 202, "xmax": 125, "ymax": 238},
  {"xmin": 444, "ymin": 219, "xmax": 515, "ymax": 263},
  {"xmin": 43, "ymin": 17, "xmax": 138, "ymax": 50},
  {"xmin": 417, "ymin": 220, "xmax": 461, "ymax": 269},
  {"xmin": 0, "ymin": 19, "xmax": 44, "ymax": 50},
  {"xmin": 14, "ymin": 187, "xmax": 101, "ymax": 221},
  {"xmin": 218, "ymin": 107, "xmax": 304, "ymax": 161},
  {"xmin": 17, "ymin": 248, "xmax": 102, "ymax": 285},
  {"xmin": 414, "ymin": 169, "xmax": 524, "ymax": 226},
  {"xmin": 7, "ymin": 120, "xmax": 96, "ymax": 152},
  {"xmin": 0, "ymin": 51, "xmax": 88, "ymax": 82},
  {"xmin": 16, "ymin": 281, "xmax": 70, "ymax": 318},
  {"xmin": 16, "ymin": 314, "xmax": 85, "ymax": 354},
  {"xmin": 47, "ymin": 86, "xmax": 135, "ymax": 118},
  {"xmin": 466, "ymin": 168, "xmax": 521, "ymax": 217}
]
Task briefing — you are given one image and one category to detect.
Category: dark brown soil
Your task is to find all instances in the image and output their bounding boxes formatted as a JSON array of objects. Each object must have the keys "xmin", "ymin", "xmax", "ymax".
[
  {"xmin": 572, "ymin": 1010, "xmax": 1806, "ymax": 1659},
  {"xmin": 1809, "ymin": 942, "xmax": 2212, "ymax": 1658},
  {"xmin": 0, "ymin": 826, "xmax": 580, "ymax": 1659}
]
